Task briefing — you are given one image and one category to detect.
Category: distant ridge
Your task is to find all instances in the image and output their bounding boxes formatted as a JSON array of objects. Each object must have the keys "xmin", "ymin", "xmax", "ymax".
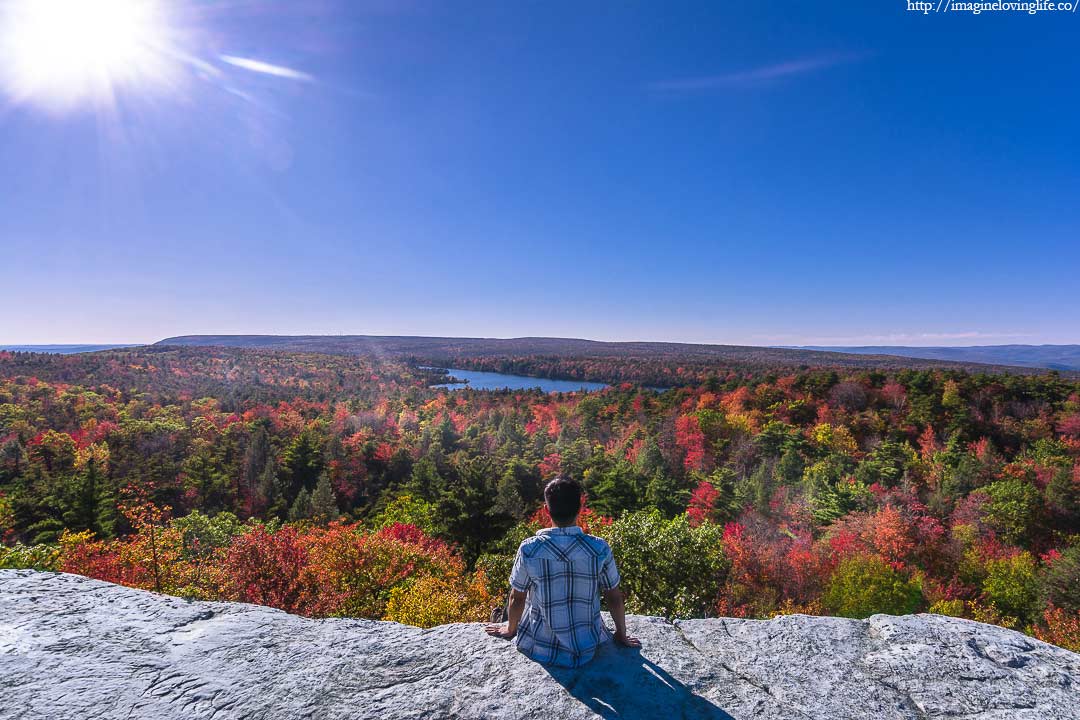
[
  {"xmin": 797, "ymin": 344, "xmax": 1080, "ymax": 372},
  {"xmin": 0, "ymin": 344, "xmax": 141, "ymax": 355},
  {"xmin": 154, "ymin": 334, "xmax": 1046, "ymax": 373}
]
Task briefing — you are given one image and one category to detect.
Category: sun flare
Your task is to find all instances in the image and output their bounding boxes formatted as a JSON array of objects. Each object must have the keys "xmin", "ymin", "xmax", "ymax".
[{"xmin": 0, "ymin": 0, "xmax": 174, "ymax": 110}]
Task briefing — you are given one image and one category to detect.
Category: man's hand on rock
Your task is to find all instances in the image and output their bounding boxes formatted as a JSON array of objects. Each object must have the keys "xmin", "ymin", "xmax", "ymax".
[
  {"xmin": 614, "ymin": 630, "xmax": 641, "ymax": 648},
  {"xmin": 485, "ymin": 622, "xmax": 515, "ymax": 640}
]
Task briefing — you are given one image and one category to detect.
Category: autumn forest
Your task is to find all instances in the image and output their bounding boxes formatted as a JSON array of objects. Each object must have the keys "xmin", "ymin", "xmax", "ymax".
[{"xmin": 1, "ymin": 344, "xmax": 1078, "ymax": 650}]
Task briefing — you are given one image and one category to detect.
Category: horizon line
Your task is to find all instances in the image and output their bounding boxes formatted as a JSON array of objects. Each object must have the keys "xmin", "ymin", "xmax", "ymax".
[{"xmin": 2, "ymin": 335, "xmax": 1078, "ymax": 350}]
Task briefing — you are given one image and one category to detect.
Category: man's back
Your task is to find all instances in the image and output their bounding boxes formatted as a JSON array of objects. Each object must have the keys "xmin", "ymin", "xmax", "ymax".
[{"xmin": 509, "ymin": 526, "xmax": 620, "ymax": 668}]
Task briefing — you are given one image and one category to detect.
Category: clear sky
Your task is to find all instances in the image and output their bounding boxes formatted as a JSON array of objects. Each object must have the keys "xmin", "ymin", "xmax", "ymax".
[{"xmin": 1, "ymin": 1, "xmax": 1077, "ymax": 346}]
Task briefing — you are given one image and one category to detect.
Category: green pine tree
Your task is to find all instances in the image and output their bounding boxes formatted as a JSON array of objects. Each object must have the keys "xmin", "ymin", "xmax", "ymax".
[
  {"xmin": 310, "ymin": 473, "xmax": 339, "ymax": 525},
  {"xmin": 645, "ymin": 470, "xmax": 688, "ymax": 518},
  {"xmin": 288, "ymin": 488, "xmax": 313, "ymax": 522}
]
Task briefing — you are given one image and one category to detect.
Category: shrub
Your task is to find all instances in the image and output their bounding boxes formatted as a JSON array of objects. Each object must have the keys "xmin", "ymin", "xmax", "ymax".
[
  {"xmin": 371, "ymin": 494, "xmax": 439, "ymax": 535},
  {"xmin": 966, "ymin": 599, "xmax": 1021, "ymax": 628},
  {"xmin": 928, "ymin": 598, "xmax": 965, "ymax": 617},
  {"xmin": 773, "ymin": 598, "xmax": 824, "ymax": 616},
  {"xmin": 383, "ymin": 572, "xmax": 494, "ymax": 628},
  {"xmin": 981, "ymin": 552, "xmax": 1040, "ymax": 625},
  {"xmin": 0, "ymin": 493, "xmax": 15, "ymax": 543},
  {"xmin": 171, "ymin": 510, "xmax": 245, "ymax": 561},
  {"xmin": 0, "ymin": 542, "xmax": 61, "ymax": 570},
  {"xmin": 822, "ymin": 555, "xmax": 923, "ymax": 618},
  {"xmin": 1034, "ymin": 606, "xmax": 1080, "ymax": 652},
  {"xmin": 475, "ymin": 552, "xmax": 515, "ymax": 599},
  {"xmin": 219, "ymin": 525, "xmax": 314, "ymax": 614},
  {"xmin": 593, "ymin": 510, "xmax": 727, "ymax": 618},
  {"xmin": 302, "ymin": 522, "xmax": 463, "ymax": 618},
  {"xmin": 723, "ymin": 515, "xmax": 830, "ymax": 617}
]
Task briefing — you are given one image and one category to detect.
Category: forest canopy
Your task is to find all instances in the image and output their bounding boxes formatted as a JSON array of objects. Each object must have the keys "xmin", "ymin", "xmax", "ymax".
[{"xmin": 1, "ymin": 346, "xmax": 1078, "ymax": 650}]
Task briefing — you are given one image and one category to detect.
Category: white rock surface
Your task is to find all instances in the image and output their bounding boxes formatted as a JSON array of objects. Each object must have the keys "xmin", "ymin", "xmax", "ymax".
[{"xmin": 1, "ymin": 570, "xmax": 1078, "ymax": 719}]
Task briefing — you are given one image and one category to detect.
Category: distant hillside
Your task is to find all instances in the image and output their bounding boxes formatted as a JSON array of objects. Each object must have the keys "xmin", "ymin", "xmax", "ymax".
[
  {"xmin": 155, "ymin": 334, "xmax": 1039, "ymax": 375},
  {"xmin": 798, "ymin": 345, "xmax": 1080, "ymax": 372},
  {"xmin": 0, "ymin": 344, "xmax": 141, "ymax": 354}
]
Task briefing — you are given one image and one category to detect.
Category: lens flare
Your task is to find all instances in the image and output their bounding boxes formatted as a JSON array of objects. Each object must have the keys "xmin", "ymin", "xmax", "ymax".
[{"xmin": 0, "ymin": 0, "xmax": 176, "ymax": 111}]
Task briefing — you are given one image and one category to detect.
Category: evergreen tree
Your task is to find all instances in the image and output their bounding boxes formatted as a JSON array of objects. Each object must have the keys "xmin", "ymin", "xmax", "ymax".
[
  {"xmin": 803, "ymin": 456, "xmax": 866, "ymax": 525},
  {"xmin": 182, "ymin": 446, "xmax": 232, "ymax": 513},
  {"xmin": 436, "ymin": 416, "xmax": 459, "ymax": 452},
  {"xmin": 775, "ymin": 446, "xmax": 805, "ymax": 486},
  {"xmin": 404, "ymin": 456, "xmax": 445, "ymax": 502},
  {"xmin": 589, "ymin": 461, "xmax": 643, "ymax": 518},
  {"xmin": 494, "ymin": 459, "xmax": 543, "ymax": 520},
  {"xmin": 645, "ymin": 470, "xmax": 687, "ymax": 518},
  {"xmin": 243, "ymin": 424, "xmax": 271, "ymax": 496},
  {"xmin": 435, "ymin": 457, "xmax": 505, "ymax": 563},
  {"xmin": 385, "ymin": 448, "xmax": 414, "ymax": 489},
  {"xmin": 748, "ymin": 461, "xmax": 775, "ymax": 513},
  {"xmin": 94, "ymin": 476, "xmax": 117, "ymax": 539},
  {"xmin": 62, "ymin": 465, "xmax": 98, "ymax": 535},
  {"xmin": 310, "ymin": 473, "xmax": 339, "ymax": 525},
  {"xmin": 288, "ymin": 488, "xmax": 313, "ymax": 522},
  {"xmin": 258, "ymin": 459, "xmax": 283, "ymax": 518},
  {"xmin": 0, "ymin": 437, "xmax": 27, "ymax": 483},
  {"xmin": 61, "ymin": 459, "xmax": 115, "ymax": 538},
  {"xmin": 1046, "ymin": 465, "xmax": 1080, "ymax": 530},
  {"xmin": 704, "ymin": 468, "xmax": 741, "ymax": 525},
  {"xmin": 634, "ymin": 439, "xmax": 666, "ymax": 478},
  {"xmin": 279, "ymin": 431, "xmax": 324, "ymax": 505}
]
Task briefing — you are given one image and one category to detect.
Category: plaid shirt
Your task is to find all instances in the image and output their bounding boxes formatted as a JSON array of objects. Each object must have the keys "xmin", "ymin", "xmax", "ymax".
[{"xmin": 509, "ymin": 526, "xmax": 621, "ymax": 668}]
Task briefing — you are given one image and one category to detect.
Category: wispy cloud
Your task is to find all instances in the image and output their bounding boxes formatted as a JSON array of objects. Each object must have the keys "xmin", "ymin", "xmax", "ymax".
[
  {"xmin": 220, "ymin": 55, "xmax": 313, "ymax": 82},
  {"xmin": 651, "ymin": 53, "xmax": 862, "ymax": 92}
]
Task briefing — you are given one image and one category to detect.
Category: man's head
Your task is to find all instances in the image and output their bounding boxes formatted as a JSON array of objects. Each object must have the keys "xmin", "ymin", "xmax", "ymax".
[{"xmin": 544, "ymin": 476, "xmax": 582, "ymax": 527}]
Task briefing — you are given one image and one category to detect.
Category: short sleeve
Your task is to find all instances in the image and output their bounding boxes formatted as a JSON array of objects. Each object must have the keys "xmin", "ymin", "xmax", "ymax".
[
  {"xmin": 598, "ymin": 545, "xmax": 620, "ymax": 591},
  {"xmin": 509, "ymin": 547, "xmax": 531, "ymax": 592}
]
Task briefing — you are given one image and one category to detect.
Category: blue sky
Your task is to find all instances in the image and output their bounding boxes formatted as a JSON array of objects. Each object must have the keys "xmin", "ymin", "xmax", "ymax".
[{"xmin": 1, "ymin": 1, "xmax": 1077, "ymax": 345}]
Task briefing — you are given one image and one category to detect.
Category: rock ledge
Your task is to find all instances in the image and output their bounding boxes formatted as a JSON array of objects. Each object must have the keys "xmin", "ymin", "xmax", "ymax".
[{"xmin": 1, "ymin": 570, "xmax": 1078, "ymax": 719}]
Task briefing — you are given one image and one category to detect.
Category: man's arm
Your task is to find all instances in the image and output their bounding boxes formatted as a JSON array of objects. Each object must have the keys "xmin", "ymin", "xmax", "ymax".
[
  {"xmin": 602, "ymin": 587, "xmax": 641, "ymax": 648},
  {"xmin": 485, "ymin": 589, "xmax": 526, "ymax": 639}
]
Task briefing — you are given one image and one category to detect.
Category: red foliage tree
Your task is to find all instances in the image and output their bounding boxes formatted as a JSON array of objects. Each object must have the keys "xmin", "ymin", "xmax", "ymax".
[{"xmin": 675, "ymin": 414, "xmax": 707, "ymax": 472}]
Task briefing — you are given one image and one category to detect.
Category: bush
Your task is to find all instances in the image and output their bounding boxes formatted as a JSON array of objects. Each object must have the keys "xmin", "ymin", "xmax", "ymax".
[
  {"xmin": 822, "ymin": 555, "xmax": 923, "ymax": 618},
  {"xmin": 475, "ymin": 552, "xmax": 514, "ymax": 599},
  {"xmin": 593, "ymin": 510, "xmax": 727, "ymax": 618},
  {"xmin": 928, "ymin": 598, "xmax": 965, "ymax": 617},
  {"xmin": 981, "ymin": 552, "xmax": 1040, "ymax": 625},
  {"xmin": 371, "ymin": 494, "xmax": 439, "ymax": 535},
  {"xmin": 219, "ymin": 525, "xmax": 314, "ymax": 614},
  {"xmin": 1035, "ymin": 606, "xmax": 1080, "ymax": 652},
  {"xmin": 967, "ymin": 599, "xmax": 1015, "ymax": 628},
  {"xmin": 0, "ymin": 542, "xmax": 61, "ymax": 570},
  {"xmin": 301, "ymin": 522, "xmax": 463, "ymax": 618},
  {"xmin": 171, "ymin": 510, "xmax": 245, "ymax": 561},
  {"xmin": 383, "ymin": 572, "xmax": 494, "ymax": 628}
]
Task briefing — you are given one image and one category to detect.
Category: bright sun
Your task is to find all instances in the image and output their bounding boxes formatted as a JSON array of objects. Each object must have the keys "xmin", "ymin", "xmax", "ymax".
[{"xmin": 0, "ymin": 0, "xmax": 174, "ymax": 111}]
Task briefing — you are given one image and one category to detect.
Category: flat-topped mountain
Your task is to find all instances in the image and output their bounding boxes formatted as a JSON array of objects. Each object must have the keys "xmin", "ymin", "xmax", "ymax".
[
  {"xmin": 799, "ymin": 344, "xmax": 1080, "ymax": 372},
  {"xmin": 2, "ymin": 570, "xmax": 1077, "ymax": 719}
]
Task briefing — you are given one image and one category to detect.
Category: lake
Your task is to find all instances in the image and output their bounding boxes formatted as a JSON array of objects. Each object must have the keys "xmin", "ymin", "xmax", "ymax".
[{"xmin": 430, "ymin": 368, "xmax": 609, "ymax": 393}]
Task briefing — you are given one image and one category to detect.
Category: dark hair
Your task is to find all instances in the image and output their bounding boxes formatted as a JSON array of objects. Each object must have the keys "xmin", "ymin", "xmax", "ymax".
[{"xmin": 544, "ymin": 477, "xmax": 583, "ymax": 525}]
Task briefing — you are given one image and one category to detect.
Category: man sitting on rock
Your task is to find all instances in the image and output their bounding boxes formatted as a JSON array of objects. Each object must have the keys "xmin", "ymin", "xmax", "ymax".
[{"xmin": 485, "ymin": 477, "xmax": 640, "ymax": 667}]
